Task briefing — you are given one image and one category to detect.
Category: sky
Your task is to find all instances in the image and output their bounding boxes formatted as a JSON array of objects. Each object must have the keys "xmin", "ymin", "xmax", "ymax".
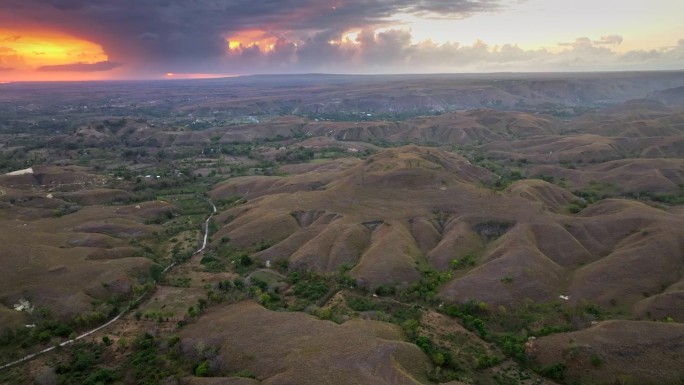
[{"xmin": 0, "ymin": 0, "xmax": 682, "ymax": 81}]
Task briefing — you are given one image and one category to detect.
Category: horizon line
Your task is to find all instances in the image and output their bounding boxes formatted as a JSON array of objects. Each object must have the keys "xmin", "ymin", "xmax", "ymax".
[{"xmin": 2, "ymin": 69, "xmax": 684, "ymax": 84}]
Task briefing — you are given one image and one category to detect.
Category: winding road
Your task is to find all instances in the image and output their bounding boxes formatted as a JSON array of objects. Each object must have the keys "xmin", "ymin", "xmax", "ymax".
[{"xmin": 0, "ymin": 199, "xmax": 217, "ymax": 371}]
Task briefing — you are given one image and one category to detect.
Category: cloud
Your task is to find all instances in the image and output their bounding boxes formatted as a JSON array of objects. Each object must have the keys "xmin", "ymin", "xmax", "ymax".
[
  {"xmin": 138, "ymin": 32, "xmax": 159, "ymax": 41},
  {"xmin": 1, "ymin": 35, "xmax": 21, "ymax": 43},
  {"xmin": 594, "ymin": 35, "xmax": 623, "ymax": 45},
  {"xmin": 405, "ymin": 0, "xmax": 504, "ymax": 19},
  {"xmin": 558, "ymin": 37, "xmax": 593, "ymax": 48},
  {"xmin": 0, "ymin": 0, "xmax": 509, "ymax": 73},
  {"xmin": 358, "ymin": 29, "xmax": 415, "ymax": 66},
  {"xmin": 0, "ymin": 1, "xmax": 681, "ymax": 76},
  {"xmin": 616, "ymin": 38, "xmax": 684, "ymax": 64},
  {"xmin": 217, "ymin": 32, "xmax": 684, "ymax": 74},
  {"xmin": 37, "ymin": 60, "xmax": 122, "ymax": 72},
  {"xmin": 0, "ymin": 46, "xmax": 27, "ymax": 69},
  {"xmin": 393, "ymin": 0, "xmax": 503, "ymax": 16},
  {"xmin": 555, "ymin": 36, "xmax": 618, "ymax": 64},
  {"xmin": 0, "ymin": 66, "xmax": 13, "ymax": 71}
]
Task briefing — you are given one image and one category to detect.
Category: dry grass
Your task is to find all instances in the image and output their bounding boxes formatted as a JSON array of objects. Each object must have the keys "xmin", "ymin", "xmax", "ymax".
[
  {"xmin": 179, "ymin": 301, "xmax": 430, "ymax": 385},
  {"xmin": 0, "ymin": 168, "xmax": 174, "ymax": 327},
  {"xmin": 531, "ymin": 320, "xmax": 684, "ymax": 385},
  {"xmin": 532, "ymin": 158, "xmax": 684, "ymax": 194},
  {"xmin": 207, "ymin": 146, "xmax": 684, "ymax": 321}
]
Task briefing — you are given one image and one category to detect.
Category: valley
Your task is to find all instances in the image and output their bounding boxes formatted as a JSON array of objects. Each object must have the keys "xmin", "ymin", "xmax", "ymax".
[{"xmin": 0, "ymin": 72, "xmax": 683, "ymax": 385}]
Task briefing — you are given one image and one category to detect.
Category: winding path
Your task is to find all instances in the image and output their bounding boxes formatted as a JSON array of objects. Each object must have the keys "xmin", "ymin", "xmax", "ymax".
[
  {"xmin": 0, "ymin": 199, "xmax": 217, "ymax": 371},
  {"xmin": 162, "ymin": 199, "xmax": 217, "ymax": 274}
]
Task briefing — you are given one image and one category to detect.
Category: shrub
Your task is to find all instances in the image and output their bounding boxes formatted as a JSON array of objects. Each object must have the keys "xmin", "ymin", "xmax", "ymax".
[
  {"xmin": 374, "ymin": 284, "xmax": 396, "ymax": 296},
  {"xmin": 414, "ymin": 335, "xmax": 435, "ymax": 355},
  {"xmin": 347, "ymin": 297, "xmax": 374, "ymax": 312},
  {"xmin": 540, "ymin": 363, "xmax": 566, "ymax": 381},
  {"xmin": 476, "ymin": 354, "xmax": 501, "ymax": 369},
  {"xmin": 289, "ymin": 272, "xmax": 331, "ymax": 302},
  {"xmin": 194, "ymin": 361, "xmax": 210, "ymax": 377},
  {"xmin": 402, "ymin": 319, "xmax": 420, "ymax": 339},
  {"xmin": 250, "ymin": 276, "xmax": 268, "ymax": 291},
  {"xmin": 450, "ymin": 254, "xmax": 476, "ymax": 269},
  {"xmin": 590, "ymin": 353, "xmax": 604, "ymax": 367},
  {"xmin": 149, "ymin": 264, "xmax": 163, "ymax": 281}
]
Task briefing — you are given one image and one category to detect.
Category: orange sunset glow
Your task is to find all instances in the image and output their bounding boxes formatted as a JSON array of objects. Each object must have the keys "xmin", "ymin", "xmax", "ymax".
[
  {"xmin": 227, "ymin": 30, "xmax": 278, "ymax": 52},
  {"xmin": 0, "ymin": 29, "xmax": 113, "ymax": 80},
  {"xmin": 0, "ymin": 30, "xmax": 107, "ymax": 66}
]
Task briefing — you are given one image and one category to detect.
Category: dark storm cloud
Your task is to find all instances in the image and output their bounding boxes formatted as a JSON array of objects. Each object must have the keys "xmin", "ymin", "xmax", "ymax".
[
  {"xmin": 358, "ymin": 29, "xmax": 415, "ymax": 66},
  {"xmin": 0, "ymin": 0, "xmax": 506, "ymax": 73},
  {"xmin": 138, "ymin": 33, "xmax": 159, "ymax": 41},
  {"xmin": 5, "ymin": 0, "xmax": 675, "ymax": 74},
  {"xmin": 406, "ymin": 0, "xmax": 502, "ymax": 16},
  {"xmin": 37, "ymin": 61, "xmax": 122, "ymax": 72}
]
